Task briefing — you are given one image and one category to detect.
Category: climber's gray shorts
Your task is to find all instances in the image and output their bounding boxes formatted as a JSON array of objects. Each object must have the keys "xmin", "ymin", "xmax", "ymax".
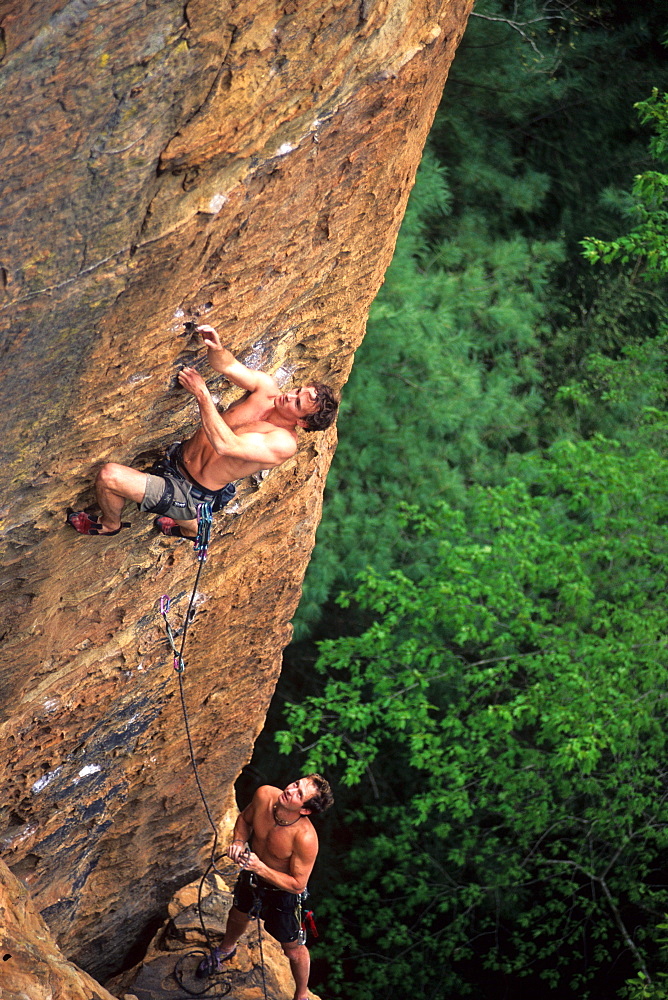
[
  {"xmin": 138, "ymin": 443, "xmax": 236, "ymax": 521},
  {"xmin": 140, "ymin": 472, "xmax": 201, "ymax": 521}
]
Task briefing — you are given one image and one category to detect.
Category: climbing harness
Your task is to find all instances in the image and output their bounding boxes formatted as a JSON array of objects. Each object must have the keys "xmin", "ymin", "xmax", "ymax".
[{"xmin": 159, "ymin": 443, "xmax": 237, "ymax": 517}]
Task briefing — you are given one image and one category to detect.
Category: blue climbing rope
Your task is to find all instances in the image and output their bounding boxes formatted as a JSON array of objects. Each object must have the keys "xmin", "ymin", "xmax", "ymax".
[{"xmin": 158, "ymin": 503, "xmax": 233, "ymax": 996}]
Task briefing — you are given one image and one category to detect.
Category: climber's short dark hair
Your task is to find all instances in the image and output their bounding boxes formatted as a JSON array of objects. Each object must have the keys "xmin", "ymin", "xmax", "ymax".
[
  {"xmin": 302, "ymin": 383, "xmax": 339, "ymax": 432},
  {"xmin": 303, "ymin": 773, "xmax": 334, "ymax": 815}
]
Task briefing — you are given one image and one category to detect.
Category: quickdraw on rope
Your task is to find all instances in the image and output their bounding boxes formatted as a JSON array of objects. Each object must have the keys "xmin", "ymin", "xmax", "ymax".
[
  {"xmin": 159, "ymin": 501, "xmax": 213, "ymax": 669},
  {"xmin": 158, "ymin": 503, "xmax": 233, "ymax": 997},
  {"xmin": 194, "ymin": 501, "xmax": 213, "ymax": 562},
  {"xmin": 160, "ymin": 595, "xmax": 184, "ymax": 673}
]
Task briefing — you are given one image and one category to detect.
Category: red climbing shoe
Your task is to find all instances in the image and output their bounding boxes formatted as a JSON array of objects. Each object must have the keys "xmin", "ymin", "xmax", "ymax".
[
  {"xmin": 153, "ymin": 515, "xmax": 195, "ymax": 539},
  {"xmin": 66, "ymin": 510, "xmax": 130, "ymax": 536}
]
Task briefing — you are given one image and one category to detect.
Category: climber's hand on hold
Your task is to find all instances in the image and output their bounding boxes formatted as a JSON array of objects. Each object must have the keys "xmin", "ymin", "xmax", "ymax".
[
  {"xmin": 198, "ymin": 324, "xmax": 224, "ymax": 352},
  {"xmin": 178, "ymin": 366, "xmax": 208, "ymax": 399}
]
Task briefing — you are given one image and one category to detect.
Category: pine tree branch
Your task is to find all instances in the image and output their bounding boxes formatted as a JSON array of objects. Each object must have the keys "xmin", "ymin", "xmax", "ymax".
[{"xmin": 470, "ymin": 1, "xmax": 579, "ymax": 59}]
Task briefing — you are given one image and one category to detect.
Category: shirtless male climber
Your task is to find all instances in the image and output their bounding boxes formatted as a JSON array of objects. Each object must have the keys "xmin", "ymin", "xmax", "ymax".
[
  {"xmin": 67, "ymin": 325, "xmax": 339, "ymax": 538},
  {"xmin": 212, "ymin": 775, "xmax": 334, "ymax": 1000}
]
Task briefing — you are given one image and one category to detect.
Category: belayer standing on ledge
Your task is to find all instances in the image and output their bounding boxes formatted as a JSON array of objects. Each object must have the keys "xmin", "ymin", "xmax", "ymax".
[
  {"xmin": 67, "ymin": 325, "xmax": 338, "ymax": 538},
  {"xmin": 215, "ymin": 775, "xmax": 334, "ymax": 1000}
]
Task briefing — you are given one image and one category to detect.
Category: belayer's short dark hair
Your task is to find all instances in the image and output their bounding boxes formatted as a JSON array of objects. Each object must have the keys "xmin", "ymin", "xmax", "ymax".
[
  {"xmin": 301, "ymin": 383, "xmax": 339, "ymax": 432},
  {"xmin": 303, "ymin": 773, "xmax": 334, "ymax": 815}
]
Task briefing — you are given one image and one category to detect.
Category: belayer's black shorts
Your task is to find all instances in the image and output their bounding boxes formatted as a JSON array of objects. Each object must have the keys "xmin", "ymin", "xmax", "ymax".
[{"xmin": 233, "ymin": 870, "xmax": 303, "ymax": 944}]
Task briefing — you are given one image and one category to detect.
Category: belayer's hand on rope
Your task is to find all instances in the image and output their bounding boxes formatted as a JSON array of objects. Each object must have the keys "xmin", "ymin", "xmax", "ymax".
[
  {"xmin": 227, "ymin": 839, "xmax": 248, "ymax": 864},
  {"xmin": 238, "ymin": 848, "xmax": 258, "ymax": 871}
]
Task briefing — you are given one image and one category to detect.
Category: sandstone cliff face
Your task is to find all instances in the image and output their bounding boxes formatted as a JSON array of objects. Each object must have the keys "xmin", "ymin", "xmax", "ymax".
[
  {"xmin": 0, "ymin": 0, "xmax": 472, "ymax": 987},
  {"xmin": 0, "ymin": 857, "xmax": 118, "ymax": 1000}
]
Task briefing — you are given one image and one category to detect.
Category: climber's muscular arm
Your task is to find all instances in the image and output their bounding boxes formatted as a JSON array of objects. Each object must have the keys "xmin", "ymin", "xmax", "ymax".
[
  {"xmin": 178, "ymin": 367, "xmax": 297, "ymax": 467},
  {"xmin": 197, "ymin": 325, "xmax": 277, "ymax": 394}
]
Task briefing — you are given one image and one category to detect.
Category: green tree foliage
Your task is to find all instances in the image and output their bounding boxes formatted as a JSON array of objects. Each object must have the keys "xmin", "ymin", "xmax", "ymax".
[
  {"xmin": 278, "ymin": 426, "xmax": 668, "ymax": 997},
  {"xmin": 548, "ymin": 332, "xmax": 668, "ymax": 442},
  {"xmin": 295, "ymin": 151, "xmax": 561, "ymax": 632},
  {"xmin": 432, "ymin": 0, "xmax": 668, "ymax": 247},
  {"xmin": 582, "ymin": 90, "xmax": 668, "ymax": 280},
  {"xmin": 251, "ymin": 5, "xmax": 668, "ymax": 999},
  {"xmin": 294, "ymin": 0, "xmax": 668, "ymax": 635}
]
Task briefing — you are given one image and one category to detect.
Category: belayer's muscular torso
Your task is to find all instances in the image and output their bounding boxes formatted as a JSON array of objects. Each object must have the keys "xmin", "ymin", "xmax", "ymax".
[
  {"xmin": 231, "ymin": 784, "xmax": 319, "ymax": 894},
  {"xmin": 251, "ymin": 787, "xmax": 317, "ymax": 876}
]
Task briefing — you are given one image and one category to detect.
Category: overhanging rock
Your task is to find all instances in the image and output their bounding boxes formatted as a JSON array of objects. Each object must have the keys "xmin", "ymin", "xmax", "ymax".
[{"xmin": 0, "ymin": 0, "xmax": 473, "ymax": 983}]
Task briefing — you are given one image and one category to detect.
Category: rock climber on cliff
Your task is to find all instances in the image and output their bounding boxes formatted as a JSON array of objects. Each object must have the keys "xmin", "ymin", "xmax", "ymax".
[
  {"xmin": 67, "ymin": 325, "xmax": 339, "ymax": 538},
  {"xmin": 209, "ymin": 775, "xmax": 334, "ymax": 1000}
]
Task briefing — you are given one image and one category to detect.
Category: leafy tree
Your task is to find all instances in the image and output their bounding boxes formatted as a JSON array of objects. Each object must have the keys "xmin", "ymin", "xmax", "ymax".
[
  {"xmin": 251, "ymin": 7, "xmax": 668, "ymax": 999},
  {"xmin": 546, "ymin": 332, "xmax": 668, "ymax": 443},
  {"xmin": 432, "ymin": 0, "xmax": 668, "ymax": 248},
  {"xmin": 295, "ymin": 150, "xmax": 562, "ymax": 634},
  {"xmin": 582, "ymin": 90, "xmax": 668, "ymax": 281},
  {"xmin": 295, "ymin": 1, "xmax": 668, "ymax": 635},
  {"xmin": 621, "ymin": 917, "xmax": 668, "ymax": 999},
  {"xmin": 278, "ymin": 425, "xmax": 668, "ymax": 998}
]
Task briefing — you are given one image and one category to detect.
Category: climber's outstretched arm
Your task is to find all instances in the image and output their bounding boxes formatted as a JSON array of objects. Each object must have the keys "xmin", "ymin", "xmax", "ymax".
[{"xmin": 197, "ymin": 324, "xmax": 276, "ymax": 394}]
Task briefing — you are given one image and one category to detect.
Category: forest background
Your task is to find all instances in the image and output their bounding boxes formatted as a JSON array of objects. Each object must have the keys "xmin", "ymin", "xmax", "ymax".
[{"xmin": 247, "ymin": 2, "xmax": 668, "ymax": 998}]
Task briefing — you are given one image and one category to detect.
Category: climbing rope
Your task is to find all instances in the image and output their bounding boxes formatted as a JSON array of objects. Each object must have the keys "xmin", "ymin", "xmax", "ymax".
[
  {"xmin": 158, "ymin": 502, "xmax": 290, "ymax": 999},
  {"xmin": 172, "ymin": 852, "xmax": 232, "ymax": 998},
  {"xmin": 255, "ymin": 907, "xmax": 269, "ymax": 1000},
  {"xmin": 159, "ymin": 503, "xmax": 232, "ymax": 997},
  {"xmin": 245, "ymin": 874, "xmax": 270, "ymax": 1000}
]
